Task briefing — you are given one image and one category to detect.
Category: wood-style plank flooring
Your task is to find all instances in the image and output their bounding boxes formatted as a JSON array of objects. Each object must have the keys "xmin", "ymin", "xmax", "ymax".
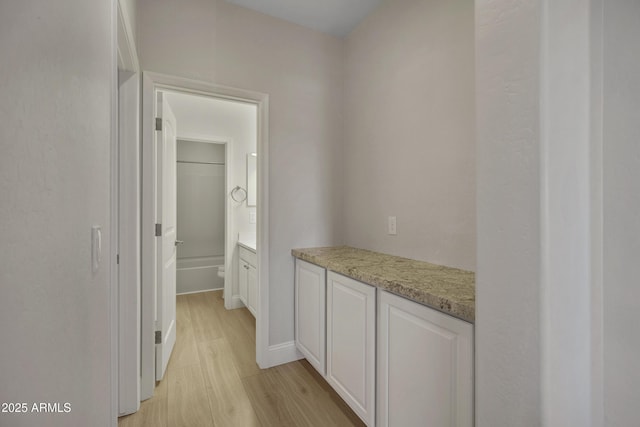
[{"xmin": 118, "ymin": 291, "xmax": 364, "ymax": 427}]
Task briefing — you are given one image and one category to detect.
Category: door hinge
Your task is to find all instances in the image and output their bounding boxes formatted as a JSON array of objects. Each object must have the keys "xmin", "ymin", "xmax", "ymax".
[
  {"xmin": 155, "ymin": 223, "xmax": 162, "ymax": 237},
  {"xmin": 155, "ymin": 117, "xmax": 162, "ymax": 131},
  {"xmin": 155, "ymin": 330, "xmax": 162, "ymax": 344},
  {"xmin": 116, "ymin": 254, "xmax": 120, "ymax": 265}
]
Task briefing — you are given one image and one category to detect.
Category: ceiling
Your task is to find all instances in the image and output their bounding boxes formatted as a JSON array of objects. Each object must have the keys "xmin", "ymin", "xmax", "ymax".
[{"xmin": 224, "ymin": 0, "xmax": 384, "ymax": 38}]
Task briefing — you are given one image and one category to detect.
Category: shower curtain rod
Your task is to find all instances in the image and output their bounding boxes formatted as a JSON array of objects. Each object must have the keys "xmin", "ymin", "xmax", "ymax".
[{"xmin": 177, "ymin": 160, "xmax": 225, "ymax": 165}]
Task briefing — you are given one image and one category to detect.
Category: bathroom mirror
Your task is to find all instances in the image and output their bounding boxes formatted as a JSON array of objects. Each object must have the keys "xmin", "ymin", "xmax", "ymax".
[{"xmin": 247, "ymin": 153, "xmax": 257, "ymax": 207}]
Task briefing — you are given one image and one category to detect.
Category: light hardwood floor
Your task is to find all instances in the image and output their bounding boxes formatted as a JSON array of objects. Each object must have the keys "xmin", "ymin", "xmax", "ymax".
[{"xmin": 119, "ymin": 291, "xmax": 364, "ymax": 427}]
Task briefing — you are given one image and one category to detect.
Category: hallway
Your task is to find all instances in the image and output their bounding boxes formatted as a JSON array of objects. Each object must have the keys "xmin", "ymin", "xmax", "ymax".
[{"xmin": 118, "ymin": 291, "xmax": 364, "ymax": 427}]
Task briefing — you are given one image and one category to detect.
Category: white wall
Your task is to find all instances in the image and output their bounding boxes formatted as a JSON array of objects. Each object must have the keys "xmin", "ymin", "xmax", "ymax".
[
  {"xmin": 540, "ymin": 0, "xmax": 593, "ymax": 425},
  {"xmin": 137, "ymin": 0, "xmax": 344, "ymax": 345},
  {"xmin": 117, "ymin": 0, "xmax": 139, "ymax": 72},
  {"xmin": 119, "ymin": 0, "xmax": 137, "ymax": 44},
  {"xmin": 165, "ymin": 91, "xmax": 257, "ymax": 297},
  {"xmin": 0, "ymin": 1, "xmax": 114, "ymax": 426},
  {"xmin": 343, "ymin": 0, "xmax": 476, "ymax": 271},
  {"xmin": 475, "ymin": 3, "xmax": 640, "ymax": 425},
  {"xmin": 475, "ymin": 0, "xmax": 542, "ymax": 423},
  {"xmin": 602, "ymin": 0, "xmax": 640, "ymax": 424}
]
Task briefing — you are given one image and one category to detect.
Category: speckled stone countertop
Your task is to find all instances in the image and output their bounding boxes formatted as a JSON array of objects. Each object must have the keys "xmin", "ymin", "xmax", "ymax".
[{"xmin": 291, "ymin": 246, "xmax": 475, "ymax": 323}]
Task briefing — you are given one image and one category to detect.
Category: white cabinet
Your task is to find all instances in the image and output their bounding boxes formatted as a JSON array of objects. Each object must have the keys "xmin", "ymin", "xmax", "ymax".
[
  {"xmin": 247, "ymin": 262, "xmax": 257, "ymax": 316},
  {"xmin": 294, "ymin": 259, "xmax": 327, "ymax": 376},
  {"xmin": 326, "ymin": 271, "xmax": 376, "ymax": 426},
  {"xmin": 293, "ymin": 256, "xmax": 475, "ymax": 427},
  {"xmin": 239, "ymin": 261, "xmax": 248, "ymax": 306},
  {"xmin": 239, "ymin": 246, "xmax": 257, "ymax": 318},
  {"xmin": 377, "ymin": 290, "xmax": 474, "ymax": 427}
]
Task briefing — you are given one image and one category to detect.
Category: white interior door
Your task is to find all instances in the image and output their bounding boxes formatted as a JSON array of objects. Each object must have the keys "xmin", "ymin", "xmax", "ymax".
[{"xmin": 155, "ymin": 91, "xmax": 177, "ymax": 380}]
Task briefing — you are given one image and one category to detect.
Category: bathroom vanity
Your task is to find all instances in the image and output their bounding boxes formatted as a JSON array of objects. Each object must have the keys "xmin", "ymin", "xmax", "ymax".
[
  {"xmin": 238, "ymin": 237, "xmax": 257, "ymax": 317},
  {"xmin": 292, "ymin": 246, "xmax": 475, "ymax": 427}
]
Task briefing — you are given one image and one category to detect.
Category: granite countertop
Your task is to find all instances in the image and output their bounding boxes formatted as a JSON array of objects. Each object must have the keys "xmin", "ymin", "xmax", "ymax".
[{"xmin": 291, "ymin": 246, "xmax": 475, "ymax": 323}]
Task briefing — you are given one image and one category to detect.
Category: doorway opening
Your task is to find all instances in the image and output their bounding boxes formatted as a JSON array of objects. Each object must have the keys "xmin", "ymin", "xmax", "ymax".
[{"xmin": 139, "ymin": 73, "xmax": 270, "ymax": 400}]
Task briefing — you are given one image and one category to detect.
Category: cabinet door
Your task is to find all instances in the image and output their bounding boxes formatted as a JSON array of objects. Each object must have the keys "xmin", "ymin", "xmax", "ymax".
[
  {"xmin": 247, "ymin": 264, "xmax": 257, "ymax": 317},
  {"xmin": 294, "ymin": 259, "xmax": 326, "ymax": 376},
  {"xmin": 327, "ymin": 272, "xmax": 375, "ymax": 426},
  {"xmin": 377, "ymin": 290, "xmax": 473, "ymax": 427},
  {"xmin": 239, "ymin": 261, "xmax": 248, "ymax": 306}
]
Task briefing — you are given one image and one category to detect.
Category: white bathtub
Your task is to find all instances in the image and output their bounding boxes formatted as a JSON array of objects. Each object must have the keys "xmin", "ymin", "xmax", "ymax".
[{"xmin": 176, "ymin": 256, "xmax": 224, "ymax": 294}]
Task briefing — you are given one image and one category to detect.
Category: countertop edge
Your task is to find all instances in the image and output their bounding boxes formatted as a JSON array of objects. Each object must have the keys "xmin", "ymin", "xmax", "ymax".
[{"xmin": 238, "ymin": 241, "xmax": 257, "ymax": 252}]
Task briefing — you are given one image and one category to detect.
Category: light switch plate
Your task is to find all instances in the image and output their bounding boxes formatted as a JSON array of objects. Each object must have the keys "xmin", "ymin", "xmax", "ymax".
[
  {"xmin": 92, "ymin": 226, "xmax": 102, "ymax": 273},
  {"xmin": 249, "ymin": 211, "xmax": 257, "ymax": 224}
]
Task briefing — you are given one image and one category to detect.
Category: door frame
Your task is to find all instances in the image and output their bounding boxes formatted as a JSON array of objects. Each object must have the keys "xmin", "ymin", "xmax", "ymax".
[
  {"xmin": 117, "ymin": 70, "xmax": 141, "ymax": 413},
  {"xmin": 116, "ymin": 0, "xmax": 141, "ymax": 416},
  {"xmin": 141, "ymin": 72, "xmax": 270, "ymax": 398},
  {"xmin": 154, "ymin": 92, "xmax": 178, "ymax": 381}
]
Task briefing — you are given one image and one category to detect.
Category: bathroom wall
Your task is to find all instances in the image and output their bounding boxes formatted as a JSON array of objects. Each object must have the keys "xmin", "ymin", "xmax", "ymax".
[
  {"xmin": 164, "ymin": 93, "xmax": 256, "ymax": 240},
  {"xmin": 138, "ymin": 0, "xmax": 345, "ymax": 346},
  {"xmin": 343, "ymin": 0, "xmax": 476, "ymax": 271}
]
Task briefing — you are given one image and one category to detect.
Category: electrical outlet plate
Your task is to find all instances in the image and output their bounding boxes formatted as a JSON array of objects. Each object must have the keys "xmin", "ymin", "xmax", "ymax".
[{"xmin": 388, "ymin": 216, "xmax": 397, "ymax": 235}]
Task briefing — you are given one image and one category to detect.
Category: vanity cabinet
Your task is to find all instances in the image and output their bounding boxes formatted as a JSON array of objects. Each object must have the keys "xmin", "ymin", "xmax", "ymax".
[
  {"xmin": 326, "ymin": 271, "xmax": 376, "ymax": 426},
  {"xmin": 294, "ymin": 259, "xmax": 327, "ymax": 376},
  {"xmin": 239, "ymin": 263, "xmax": 248, "ymax": 306},
  {"xmin": 246, "ymin": 262, "xmax": 257, "ymax": 316},
  {"xmin": 377, "ymin": 290, "xmax": 473, "ymax": 427},
  {"xmin": 239, "ymin": 246, "xmax": 257, "ymax": 317}
]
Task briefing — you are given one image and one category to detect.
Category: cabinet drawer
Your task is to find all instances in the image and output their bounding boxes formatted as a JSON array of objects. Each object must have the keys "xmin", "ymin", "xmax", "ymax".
[{"xmin": 239, "ymin": 246, "xmax": 256, "ymax": 267}]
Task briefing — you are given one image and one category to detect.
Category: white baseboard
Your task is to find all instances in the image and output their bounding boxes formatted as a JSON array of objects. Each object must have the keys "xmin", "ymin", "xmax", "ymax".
[
  {"xmin": 263, "ymin": 341, "xmax": 304, "ymax": 368},
  {"xmin": 176, "ymin": 288, "xmax": 223, "ymax": 296},
  {"xmin": 225, "ymin": 294, "xmax": 246, "ymax": 310},
  {"xmin": 118, "ymin": 403, "xmax": 139, "ymax": 418}
]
